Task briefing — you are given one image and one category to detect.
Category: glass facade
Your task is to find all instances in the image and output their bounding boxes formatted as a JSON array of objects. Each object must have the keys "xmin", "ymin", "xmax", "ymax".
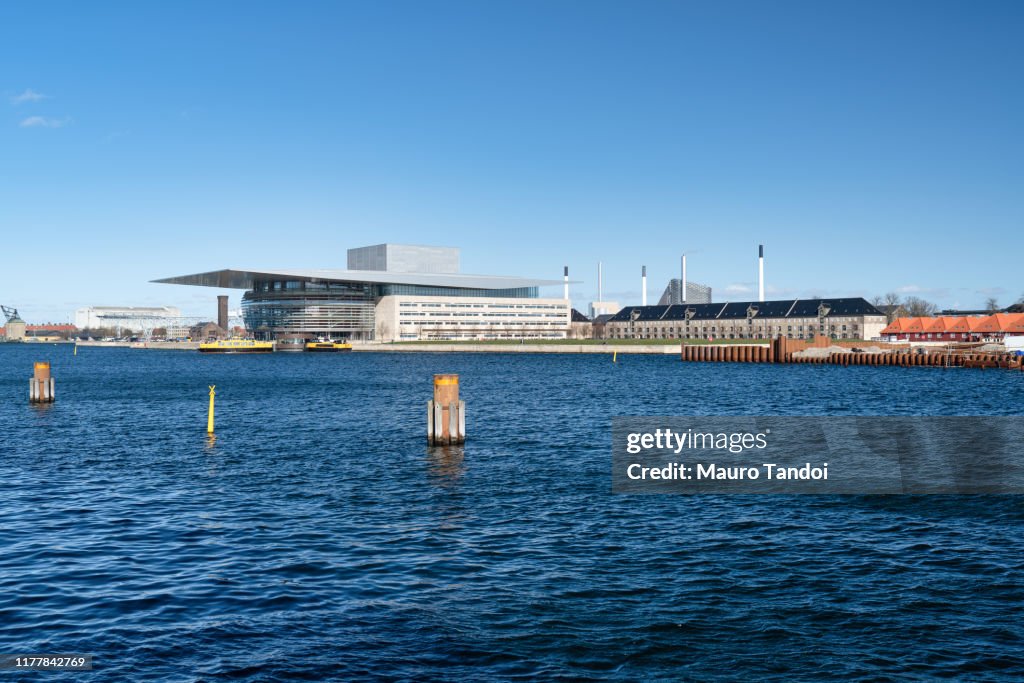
[{"xmin": 242, "ymin": 280, "xmax": 376, "ymax": 340}]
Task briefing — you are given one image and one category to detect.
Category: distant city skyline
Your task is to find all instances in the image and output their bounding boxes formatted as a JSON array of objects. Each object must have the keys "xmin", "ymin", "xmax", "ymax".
[{"xmin": 2, "ymin": 1, "xmax": 1022, "ymax": 322}]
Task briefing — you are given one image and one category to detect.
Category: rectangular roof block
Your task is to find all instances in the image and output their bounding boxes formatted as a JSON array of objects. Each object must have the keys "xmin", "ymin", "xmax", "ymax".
[{"xmin": 346, "ymin": 244, "xmax": 460, "ymax": 274}]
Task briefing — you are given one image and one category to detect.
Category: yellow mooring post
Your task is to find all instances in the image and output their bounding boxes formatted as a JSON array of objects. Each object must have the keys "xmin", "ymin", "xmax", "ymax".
[
  {"xmin": 613, "ymin": 350, "xmax": 618, "ymax": 363},
  {"xmin": 207, "ymin": 385, "xmax": 216, "ymax": 434},
  {"xmin": 73, "ymin": 343, "xmax": 77, "ymax": 356}
]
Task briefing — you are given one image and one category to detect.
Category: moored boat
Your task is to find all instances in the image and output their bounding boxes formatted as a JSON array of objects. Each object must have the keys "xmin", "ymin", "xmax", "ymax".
[
  {"xmin": 304, "ymin": 341, "xmax": 353, "ymax": 352},
  {"xmin": 199, "ymin": 339, "xmax": 275, "ymax": 353}
]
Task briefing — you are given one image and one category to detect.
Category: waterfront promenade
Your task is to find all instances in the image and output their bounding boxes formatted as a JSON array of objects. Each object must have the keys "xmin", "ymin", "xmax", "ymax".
[{"xmin": 74, "ymin": 340, "xmax": 685, "ymax": 354}]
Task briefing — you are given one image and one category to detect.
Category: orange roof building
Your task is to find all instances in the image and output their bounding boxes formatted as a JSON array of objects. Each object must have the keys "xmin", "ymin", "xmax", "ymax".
[{"xmin": 882, "ymin": 313, "xmax": 1024, "ymax": 341}]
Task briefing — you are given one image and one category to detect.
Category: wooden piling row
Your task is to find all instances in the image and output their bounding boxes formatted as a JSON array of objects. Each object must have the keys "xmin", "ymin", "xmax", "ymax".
[
  {"xmin": 681, "ymin": 344, "xmax": 775, "ymax": 364},
  {"xmin": 681, "ymin": 336, "xmax": 1022, "ymax": 371}
]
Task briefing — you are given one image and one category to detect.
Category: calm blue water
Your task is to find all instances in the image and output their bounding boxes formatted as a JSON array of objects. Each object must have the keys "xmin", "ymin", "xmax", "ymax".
[{"xmin": 3, "ymin": 344, "xmax": 1024, "ymax": 681}]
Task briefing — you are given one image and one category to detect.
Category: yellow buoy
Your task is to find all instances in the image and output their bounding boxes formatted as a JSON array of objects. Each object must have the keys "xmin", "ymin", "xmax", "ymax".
[{"xmin": 207, "ymin": 385, "xmax": 216, "ymax": 433}]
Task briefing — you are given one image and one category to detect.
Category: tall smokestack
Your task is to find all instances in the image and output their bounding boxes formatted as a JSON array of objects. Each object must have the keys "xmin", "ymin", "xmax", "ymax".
[
  {"xmin": 681, "ymin": 254, "xmax": 687, "ymax": 304},
  {"xmin": 563, "ymin": 266, "xmax": 569, "ymax": 300},
  {"xmin": 758, "ymin": 244, "xmax": 764, "ymax": 302},
  {"xmin": 641, "ymin": 265, "xmax": 647, "ymax": 306},
  {"xmin": 598, "ymin": 261, "xmax": 603, "ymax": 302},
  {"xmin": 217, "ymin": 295, "xmax": 229, "ymax": 331}
]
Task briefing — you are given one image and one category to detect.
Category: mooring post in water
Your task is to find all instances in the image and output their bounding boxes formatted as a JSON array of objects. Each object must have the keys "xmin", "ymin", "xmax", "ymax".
[
  {"xmin": 207, "ymin": 385, "xmax": 216, "ymax": 434},
  {"xmin": 428, "ymin": 374, "xmax": 464, "ymax": 445},
  {"xmin": 29, "ymin": 362, "xmax": 54, "ymax": 403}
]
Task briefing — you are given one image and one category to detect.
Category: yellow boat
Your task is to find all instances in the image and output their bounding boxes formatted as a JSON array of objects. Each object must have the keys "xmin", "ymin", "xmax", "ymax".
[
  {"xmin": 304, "ymin": 341, "xmax": 353, "ymax": 352},
  {"xmin": 199, "ymin": 339, "xmax": 275, "ymax": 353}
]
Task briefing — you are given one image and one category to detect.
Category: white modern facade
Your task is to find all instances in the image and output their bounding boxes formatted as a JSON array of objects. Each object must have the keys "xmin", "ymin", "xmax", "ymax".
[{"xmin": 376, "ymin": 296, "xmax": 570, "ymax": 341}]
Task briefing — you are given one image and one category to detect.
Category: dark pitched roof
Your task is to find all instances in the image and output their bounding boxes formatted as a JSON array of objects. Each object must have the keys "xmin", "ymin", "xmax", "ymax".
[
  {"xmin": 938, "ymin": 309, "xmax": 988, "ymax": 316},
  {"xmin": 608, "ymin": 298, "xmax": 882, "ymax": 323},
  {"xmin": 570, "ymin": 308, "xmax": 591, "ymax": 323}
]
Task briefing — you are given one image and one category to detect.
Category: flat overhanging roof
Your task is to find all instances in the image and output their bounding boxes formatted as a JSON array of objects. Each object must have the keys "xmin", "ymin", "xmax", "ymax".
[{"xmin": 152, "ymin": 268, "xmax": 569, "ymax": 290}]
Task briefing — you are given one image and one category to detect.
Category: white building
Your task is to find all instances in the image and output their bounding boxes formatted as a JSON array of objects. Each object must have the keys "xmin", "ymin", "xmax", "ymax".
[
  {"xmin": 376, "ymin": 296, "xmax": 570, "ymax": 341},
  {"xmin": 154, "ymin": 244, "xmax": 573, "ymax": 342},
  {"xmin": 75, "ymin": 306, "xmax": 183, "ymax": 332}
]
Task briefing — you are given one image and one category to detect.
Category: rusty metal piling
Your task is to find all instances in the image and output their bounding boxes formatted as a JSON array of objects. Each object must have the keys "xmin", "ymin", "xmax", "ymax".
[
  {"xmin": 29, "ymin": 362, "xmax": 54, "ymax": 403},
  {"xmin": 428, "ymin": 374, "xmax": 465, "ymax": 446}
]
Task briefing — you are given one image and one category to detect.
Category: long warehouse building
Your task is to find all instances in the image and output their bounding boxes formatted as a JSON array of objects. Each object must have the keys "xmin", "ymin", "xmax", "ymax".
[{"xmin": 602, "ymin": 298, "xmax": 886, "ymax": 341}]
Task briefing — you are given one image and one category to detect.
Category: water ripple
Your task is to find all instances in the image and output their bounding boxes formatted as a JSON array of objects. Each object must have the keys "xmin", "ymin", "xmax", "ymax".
[{"xmin": 2, "ymin": 346, "xmax": 1024, "ymax": 680}]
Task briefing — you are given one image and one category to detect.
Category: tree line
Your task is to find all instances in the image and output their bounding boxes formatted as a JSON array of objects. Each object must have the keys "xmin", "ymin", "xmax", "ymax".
[{"xmin": 872, "ymin": 292, "xmax": 1024, "ymax": 323}]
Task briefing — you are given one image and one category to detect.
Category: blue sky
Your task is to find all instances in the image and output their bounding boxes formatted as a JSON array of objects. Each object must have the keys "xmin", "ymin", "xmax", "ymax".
[{"xmin": 2, "ymin": 0, "xmax": 1022, "ymax": 322}]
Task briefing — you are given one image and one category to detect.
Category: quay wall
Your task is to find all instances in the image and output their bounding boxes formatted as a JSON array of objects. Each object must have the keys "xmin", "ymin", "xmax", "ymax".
[{"xmin": 353, "ymin": 343, "xmax": 681, "ymax": 354}]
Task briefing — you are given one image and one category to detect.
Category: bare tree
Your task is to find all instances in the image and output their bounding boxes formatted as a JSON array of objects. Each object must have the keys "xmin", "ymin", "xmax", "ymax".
[
  {"xmin": 985, "ymin": 297, "xmax": 1000, "ymax": 312},
  {"xmin": 903, "ymin": 296, "xmax": 937, "ymax": 317},
  {"xmin": 873, "ymin": 292, "xmax": 906, "ymax": 323}
]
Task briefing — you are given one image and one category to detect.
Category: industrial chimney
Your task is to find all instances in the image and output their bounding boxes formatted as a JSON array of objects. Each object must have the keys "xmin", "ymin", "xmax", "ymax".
[
  {"xmin": 217, "ymin": 295, "xmax": 229, "ymax": 331},
  {"xmin": 681, "ymin": 254, "xmax": 687, "ymax": 304},
  {"xmin": 598, "ymin": 261, "xmax": 603, "ymax": 302},
  {"xmin": 563, "ymin": 266, "xmax": 569, "ymax": 300},
  {"xmin": 758, "ymin": 245, "xmax": 765, "ymax": 303},
  {"xmin": 641, "ymin": 265, "xmax": 647, "ymax": 306}
]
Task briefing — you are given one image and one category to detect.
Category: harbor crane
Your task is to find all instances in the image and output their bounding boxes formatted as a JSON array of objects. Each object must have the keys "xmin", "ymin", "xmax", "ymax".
[{"xmin": 1, "ymin": 305, "xmax": 20, "ymax": 322}]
